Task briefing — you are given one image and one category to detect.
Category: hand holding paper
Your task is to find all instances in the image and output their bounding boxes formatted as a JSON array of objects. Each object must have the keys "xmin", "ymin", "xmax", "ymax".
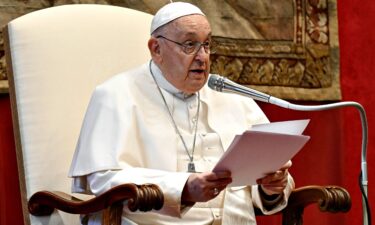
[
  {"xmin": 257, "ymin": 160, "xmax": 292, "ymax": 195},
  {"xmin": 213, "ymin": 120, "xmax": 310, "ymax": 187}
]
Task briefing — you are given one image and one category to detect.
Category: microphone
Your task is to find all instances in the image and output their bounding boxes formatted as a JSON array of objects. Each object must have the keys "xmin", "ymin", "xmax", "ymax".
[
  {"xmin": 208, "ymin": 74, "xmax": 369, "ymax": 225},
  {"xmin": 208, "ymin": 74, "xmax": 290, "ymax": 108},
  {"xmin": 208, "ymin": 74, "xmax": 271, "ymax": 103}
]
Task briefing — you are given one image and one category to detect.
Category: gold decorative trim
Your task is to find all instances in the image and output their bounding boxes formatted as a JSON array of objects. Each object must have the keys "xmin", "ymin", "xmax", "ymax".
[
  {"xmin": 209, "ymin": 0, "xmax": 340, "ymax": 101},
  {"xmin": 0, "ymin": 80, "xmax": 8, "ymax": 94},
  {"xmin": 0, "ymin": 39, "xmax": 7, "ymax": 93}
]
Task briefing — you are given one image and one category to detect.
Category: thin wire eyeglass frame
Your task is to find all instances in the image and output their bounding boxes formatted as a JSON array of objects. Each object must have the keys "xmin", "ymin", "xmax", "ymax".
[{"xmin": 156, "ymin": 35, "xmax": 214, "ymax": 55}]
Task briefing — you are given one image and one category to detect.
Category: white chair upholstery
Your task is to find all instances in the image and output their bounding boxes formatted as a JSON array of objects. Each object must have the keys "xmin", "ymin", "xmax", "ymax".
[{"xmin": 5, "ymin": 4, "xmax": 152, "ymax": 225}]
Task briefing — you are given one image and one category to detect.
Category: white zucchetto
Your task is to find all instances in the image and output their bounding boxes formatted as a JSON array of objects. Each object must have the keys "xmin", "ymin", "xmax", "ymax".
[{"xmin": 150, "ymin": 2, "xmax": 205, "ymax": 34}]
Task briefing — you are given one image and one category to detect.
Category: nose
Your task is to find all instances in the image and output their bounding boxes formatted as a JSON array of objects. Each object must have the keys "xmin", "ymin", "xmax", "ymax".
[{"xmin": 194, "ymin": 45, "xmax": 209, "ymax": 61}]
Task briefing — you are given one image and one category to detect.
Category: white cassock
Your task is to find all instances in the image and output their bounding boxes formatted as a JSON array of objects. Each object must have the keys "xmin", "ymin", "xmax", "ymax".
[{"xmin": 68, "ymin": 61, "xmax": 295, "ymax": 225}]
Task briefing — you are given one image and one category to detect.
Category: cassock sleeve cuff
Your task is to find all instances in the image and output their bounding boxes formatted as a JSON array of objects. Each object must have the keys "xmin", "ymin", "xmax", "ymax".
[
  {"xmin": 251, "ymin": 174, "xmax": 295, "ymax": 215},
  {"xmin": 157, "ymin": 172, "xmax": 191, "ymax": 218}
]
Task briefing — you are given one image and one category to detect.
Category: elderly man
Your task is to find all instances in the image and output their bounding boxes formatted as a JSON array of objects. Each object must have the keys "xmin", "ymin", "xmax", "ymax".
[{"xmin": 69, "ymin": 2, "xmax": 294, "ymax": 225}]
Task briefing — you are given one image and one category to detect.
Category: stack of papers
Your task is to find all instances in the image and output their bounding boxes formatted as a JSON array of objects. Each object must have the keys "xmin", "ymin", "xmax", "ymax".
[{"xmin": 213, "ymin": 119, "xmax": 310, "ymax": 187}]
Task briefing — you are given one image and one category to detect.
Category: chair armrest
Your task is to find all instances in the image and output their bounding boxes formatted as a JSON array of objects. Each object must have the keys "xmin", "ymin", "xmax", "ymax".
[
  {"xmin": 28, "ymin": 183, "xmax": 164, "ymax": 216},
  {"xmin": 282, "ymin": 185, "xmax": 351, "ymax": 225},
  {"xmin": 254, "ymin": 185, "xmax": 351, "ymax": 225}
]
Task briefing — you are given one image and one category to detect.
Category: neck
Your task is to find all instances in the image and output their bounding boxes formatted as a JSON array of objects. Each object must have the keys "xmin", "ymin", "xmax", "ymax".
[{"xmin": 150, "ymin": 60, "xmax": 197, "ymax": 99}]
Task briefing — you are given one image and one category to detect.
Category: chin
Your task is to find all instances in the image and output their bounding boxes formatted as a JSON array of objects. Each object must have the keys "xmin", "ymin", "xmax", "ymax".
[{"xmin": 189, "ymin": 83, "xmax": 206, "ymax": 93}]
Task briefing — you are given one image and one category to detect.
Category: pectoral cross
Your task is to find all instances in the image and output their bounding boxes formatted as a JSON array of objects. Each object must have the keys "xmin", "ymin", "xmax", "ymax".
[{"xmin": 188, "ymin": 161, "xmax": 196, "ymax": 173}]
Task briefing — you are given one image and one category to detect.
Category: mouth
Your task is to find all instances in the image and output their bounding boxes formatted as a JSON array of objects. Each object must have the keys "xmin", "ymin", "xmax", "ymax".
[{"xmin": 189, "ymin": 69, "xmax": 206, "ymax": 76}]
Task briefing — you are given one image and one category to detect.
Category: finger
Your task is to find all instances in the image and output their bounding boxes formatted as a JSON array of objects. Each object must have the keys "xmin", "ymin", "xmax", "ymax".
[
  {"xmin": 261, "ymin": 186, "xmax": 285, "ymax": 195},
  {"xmin": 263, "ymin": 168, "xmax": 287, "ymax": 177},
  {"xmin": 209, "ymin": 178, "xmax": 232, "ymax": 189},
  {"xmin": 260, "ymin": 177, "xmax": 288, "ymax": 187},
  {"xmin": 215, "ymin": 182, "xmax": 231, "ymax": 190},
  {"xmin": 280, "ymin": 160, "xmax": 292, "ymax": 170},
  {"xmin": 209, "ymin": 182, "xmax": 230, "ymax": 197},
  {"xmin": 262, "ymin": 179, "xmax": 287, "ymax": 187},
  {"xmin": 260, "ymin": 180, "xmax": 288, "ymax": 194},
  {"xmin": 209, "ymin": 187, "xmax": 220, "ymax": 197},
  {"xmin": 206, "ymin": 171, "xmax": 231, "ymax": 181},
  {"xmin": 262, "ymin": 161, "xmax": 292, "ymax": 178},
  {"xmin": 257, "ymin": 173, "xmax": 288, "ymax": 185},
  {"xmin": 260, "ymin": 170, "xmax": 287, "ymax": 183}
]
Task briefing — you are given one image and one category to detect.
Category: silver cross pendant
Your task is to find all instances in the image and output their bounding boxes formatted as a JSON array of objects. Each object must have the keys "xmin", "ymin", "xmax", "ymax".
[{"xmin": 188, "ymin": 161, "xmax": 196, "ymax": 173}]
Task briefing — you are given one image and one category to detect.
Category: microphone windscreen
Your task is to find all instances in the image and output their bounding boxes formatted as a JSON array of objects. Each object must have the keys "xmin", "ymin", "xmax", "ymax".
[{"xmin": 208, "ymin": 74, "xmax": 223, "ymax": 91}]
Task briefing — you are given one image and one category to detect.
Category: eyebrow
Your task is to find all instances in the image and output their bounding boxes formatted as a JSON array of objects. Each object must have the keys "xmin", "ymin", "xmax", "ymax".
[{"xmin": 180, "ymin": 31, "xmax": 212, "ymax": 41}]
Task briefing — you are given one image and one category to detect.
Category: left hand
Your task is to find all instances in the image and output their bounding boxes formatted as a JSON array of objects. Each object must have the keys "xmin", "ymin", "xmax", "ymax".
[{"xmin": 256, "ymin": 160, "xmax": 292, "ymax": 196}]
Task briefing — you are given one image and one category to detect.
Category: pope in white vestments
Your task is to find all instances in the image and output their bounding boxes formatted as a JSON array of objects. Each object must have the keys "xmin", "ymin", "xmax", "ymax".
[{"xmin": 68, "ymin": 2, "xmax": 295, "ymax": 225}]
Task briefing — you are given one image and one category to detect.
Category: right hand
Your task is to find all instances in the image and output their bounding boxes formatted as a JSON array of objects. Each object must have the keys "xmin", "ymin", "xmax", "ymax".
[{"xmin": 181, "ymin": 171, "xmax": 232, "ymax": 204}]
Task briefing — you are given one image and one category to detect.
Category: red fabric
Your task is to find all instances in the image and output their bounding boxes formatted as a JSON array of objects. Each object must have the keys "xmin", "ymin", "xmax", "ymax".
[
  {"xmin": 0, "ymin": 1, "xmax": 374, "ymax": 224},
  {"xmin": 0, "ymin": 96, "xmax": 23, "ymax": 225},
  {"xmin": 258, "ymin": 0, "xmax": 375, "ymax": 224},
  {"xmin": 337, "ymin": 0, "xmax": 375, "ymax": 224}
]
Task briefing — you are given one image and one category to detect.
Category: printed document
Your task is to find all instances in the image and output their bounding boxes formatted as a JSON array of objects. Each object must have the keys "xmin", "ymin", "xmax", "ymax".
[{"xmin": 213, "ymin": 119, "xmax": 310, "ymax": 187}]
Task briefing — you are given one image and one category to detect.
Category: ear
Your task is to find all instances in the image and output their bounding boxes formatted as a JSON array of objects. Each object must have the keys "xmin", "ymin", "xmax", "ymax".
[{"xmin": 148, "ymin": 37, "xmax": 162, "ymax": 64}]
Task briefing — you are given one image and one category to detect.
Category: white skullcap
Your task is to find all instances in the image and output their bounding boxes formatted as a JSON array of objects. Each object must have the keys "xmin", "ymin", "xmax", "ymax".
[{"xmin": 150, "ymin": 2, "xmax": 205, "ymax": 34}]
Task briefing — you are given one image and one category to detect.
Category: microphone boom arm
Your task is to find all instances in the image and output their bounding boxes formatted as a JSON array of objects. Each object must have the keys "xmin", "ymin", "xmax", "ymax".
[
  {"xmin": 272, "ymin": 98, "xmax": 369, "ymax": 225},
  {"xmin": 208, "ymin": 74, "xmax": 369, "ymax": 225}
]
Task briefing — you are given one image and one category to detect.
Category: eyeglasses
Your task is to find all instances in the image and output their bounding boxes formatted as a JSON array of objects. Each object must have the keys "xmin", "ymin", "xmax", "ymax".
[{"xmin": 156, "ymin": 35, "xmax": 215, "ymax": 55}]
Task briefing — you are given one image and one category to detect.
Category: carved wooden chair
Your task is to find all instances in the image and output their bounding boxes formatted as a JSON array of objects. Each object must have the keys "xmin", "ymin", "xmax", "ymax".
[{"xmin": 4, "ymin": 4, "xmax": 351, "ymax": 225}]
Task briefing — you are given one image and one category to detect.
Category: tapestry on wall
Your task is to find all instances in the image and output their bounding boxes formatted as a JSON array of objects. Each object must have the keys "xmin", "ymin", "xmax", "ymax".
[{"xmin": 0, "ymin": 0, "xmax": 340, "ymax": 100}]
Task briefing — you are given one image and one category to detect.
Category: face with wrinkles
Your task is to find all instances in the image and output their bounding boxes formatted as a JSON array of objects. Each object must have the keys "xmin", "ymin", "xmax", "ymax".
[{"xmin": 148, "ymin": 15, "xmax": 211, "ymax": 94}]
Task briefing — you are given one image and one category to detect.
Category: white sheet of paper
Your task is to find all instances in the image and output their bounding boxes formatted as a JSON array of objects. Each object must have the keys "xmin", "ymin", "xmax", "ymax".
[
  {"xmin": 213, "ymin": 119, "xmax": 310, "ymax": 187},
  {"xmin": 251, "ymin": 119, "xmax": 310, "ymax": 135}
]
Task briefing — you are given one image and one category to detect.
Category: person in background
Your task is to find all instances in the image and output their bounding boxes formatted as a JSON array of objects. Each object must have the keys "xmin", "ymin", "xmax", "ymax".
[{"xmin": 69, "ymin": 2, "xmax": 294, "ymax": 224}]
